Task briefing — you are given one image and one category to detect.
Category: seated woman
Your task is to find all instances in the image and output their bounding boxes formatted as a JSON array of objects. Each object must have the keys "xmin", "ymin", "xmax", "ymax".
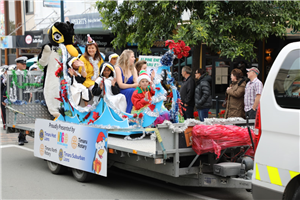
[
  {"xmin": 92, "ymin": 62, "xmax": 127, "ymax": 112},
  {"xmin": 78, "ymin": 34, "xmax": 104, "ymax": 90},
  {"xmin": 67, "ymin": 56, "xmax": 92, "ymax": 106},
  {"xmin": 115, "ymin": 49, "xmax": 138, "ymax": 113}
]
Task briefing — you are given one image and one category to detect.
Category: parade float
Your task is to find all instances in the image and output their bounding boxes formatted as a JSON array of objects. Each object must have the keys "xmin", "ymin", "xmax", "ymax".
[{"xmin": 3, "ymin": 22, "xmax": 255, "ymax": 189}]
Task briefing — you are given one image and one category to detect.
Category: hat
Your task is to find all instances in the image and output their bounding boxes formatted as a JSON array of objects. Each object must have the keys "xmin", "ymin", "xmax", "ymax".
[
  {"xmin": 246, "ymin": 67, "xmax": 260, "ymax": 75},
  {"xmin": 137, "ymin": 70, "xmax": 151, "ymax": 84},
  {"xmin": 86, "ymin": 34, "xmax": 96, "ymax": 45},
  {"xmin": 67, "ymin": 55, "xmax": 81, "ymax": 69},
  {"xmin": 99, "ymin": 62, "xmax": 115, "ymax": 77},
  {"xmin": 29, "ymin": 64, "xmax": 38, "ymax": 71},
  {"xmin": 15, "ymin": 56, "xmax": 28, "ymax": 64},
  {"xmin": 104, "ymin": 52, "xmax": 119, "ymax": 63}
]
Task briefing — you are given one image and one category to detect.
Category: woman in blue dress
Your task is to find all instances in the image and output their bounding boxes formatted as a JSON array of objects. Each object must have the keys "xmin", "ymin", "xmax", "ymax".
[{"xmin": 115, "ymin": 49, "xmax": 138, "ymax": 113}]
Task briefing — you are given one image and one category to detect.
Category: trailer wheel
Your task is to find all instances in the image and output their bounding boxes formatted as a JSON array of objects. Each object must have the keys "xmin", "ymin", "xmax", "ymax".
[
  {"xmin": 47, "ymin": 161, "xmax": 67, "ymax": 174},
  {"xmin": 72, "ymin": 169, "xmax": 95, "ymax": 182}
]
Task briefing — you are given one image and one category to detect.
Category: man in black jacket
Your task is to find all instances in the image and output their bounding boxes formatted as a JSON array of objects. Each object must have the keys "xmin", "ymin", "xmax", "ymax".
[
  {"xmin": 194, "ymin": 68, "xmax": 212, "ymax": 122},
  {"xmin": 180, "ymin": 66, "xmax": 195, "ymax": 119}
]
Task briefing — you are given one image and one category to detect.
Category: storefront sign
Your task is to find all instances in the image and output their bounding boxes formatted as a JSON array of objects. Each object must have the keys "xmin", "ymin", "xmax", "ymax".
[
  {"xmin": 20, "ymin": 49, "xmax": 41, "ymax": 55},
  {"xmin": 286, "ymin": 27, "xmax": 300, "ymax": 37},
  {"xmin": 16, "ymin": 31, "xmax": 49, "ymax": 48},
  {"xmin": 66, "ymin": 13, "xmax": 102, "ymax": 29},
  {"xmin": 34, "ymin": 119, "xmax": 108, "ymax": 177},
  {"xmin": 76, "ymin": 34, "xmax": 114, "ymax": 47}
]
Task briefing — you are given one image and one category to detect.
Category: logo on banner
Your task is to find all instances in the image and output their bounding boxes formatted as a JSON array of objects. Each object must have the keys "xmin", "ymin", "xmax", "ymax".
[
  {"xmin": 39, "ymin": 129, "xmax": 44, "ymax": 141},
  {"xmin": 40, "ymin": 144, "xmax": 45, "ymax": 156},
  {"xmin": 25, "ymin": 35, "xmax": 32, "ymax": 44},
  {"xmin": 71, "ymin": 136, "xmax": 78, "ymax": 149},
  {"xmin": 58, "ymin": 149, "xmax": 63, "ymax": 161},
  {"xmin": 57, "ymin": 132, "xmax": 68, "ymax": 147}
]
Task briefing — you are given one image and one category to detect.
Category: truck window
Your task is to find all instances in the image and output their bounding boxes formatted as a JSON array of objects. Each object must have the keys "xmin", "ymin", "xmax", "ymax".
[{"xmin": 273, "ymin": 49, "xmax": 300, "ymax": 109}]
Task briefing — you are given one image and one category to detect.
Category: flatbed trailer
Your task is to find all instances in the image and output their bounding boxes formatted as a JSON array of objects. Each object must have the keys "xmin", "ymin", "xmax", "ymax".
[{"xmin": 4, "ymin": 70, "xmax": 255, "ymax": 190}]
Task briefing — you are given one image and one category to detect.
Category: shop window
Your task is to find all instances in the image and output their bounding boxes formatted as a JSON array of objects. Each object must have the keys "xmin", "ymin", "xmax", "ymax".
[
  {"xmin": 273, "ymin": 49, "xmax": 300, "ymax": 109},
  {"xmin": 25, "ymin": 0, "xmax": 34, "ymax": 15}
]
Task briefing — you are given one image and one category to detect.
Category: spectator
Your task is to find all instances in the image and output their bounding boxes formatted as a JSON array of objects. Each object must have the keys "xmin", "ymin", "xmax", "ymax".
[
  {"xmin": 180, "ymin": 66, "xmax": 195, "ymax": 119},
  {"xmin": 224, "ymin": 69, "xmax": 246, "ymax": 119},
  {"xmin": 244, "ymin": 67, "xmax": 263, "ymax": 119},
  {"xmin": 194, "ymin": 68, "xmax": 212, "ymax": 122},
  {"xmin": 14, "ymin": 56, "xmax": 29, "ymax": 145}
]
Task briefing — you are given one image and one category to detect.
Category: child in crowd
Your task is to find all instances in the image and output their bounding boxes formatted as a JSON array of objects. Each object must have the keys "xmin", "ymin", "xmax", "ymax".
[
  {"xmin": 92, "ymin": 62, "xmax": 127, "ymax": 112},
  {"xmin": 67, "ymin": 56, "xmax": 92, "ymax": 106},
  {"xmin": 131, "ymin": 70, "xmax": 155, "ymax": 115},
  {"xmin": 135, "ymin": 60, "xmax": 155, "ymax": 82}
]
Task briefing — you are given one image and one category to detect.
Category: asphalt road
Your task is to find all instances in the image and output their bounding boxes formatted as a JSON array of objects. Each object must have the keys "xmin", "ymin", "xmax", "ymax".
[{"xmin": 1, "ymin": 126, "xmax": 253, "ymax": 200}]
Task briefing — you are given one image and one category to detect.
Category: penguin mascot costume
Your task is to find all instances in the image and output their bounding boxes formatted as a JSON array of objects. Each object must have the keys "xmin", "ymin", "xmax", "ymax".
[{"xmin": 38, "ymin": 21, "xmax": 78, "ymax": 118}]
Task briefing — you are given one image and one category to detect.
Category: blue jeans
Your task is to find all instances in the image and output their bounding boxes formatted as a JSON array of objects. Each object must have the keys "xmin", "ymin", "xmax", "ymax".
[{"xmin": 197, "ymin": 108, "xmax": 210, "ymax": 122}]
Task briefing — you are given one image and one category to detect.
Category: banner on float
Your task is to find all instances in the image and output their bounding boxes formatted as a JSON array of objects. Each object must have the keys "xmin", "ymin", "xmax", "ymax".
[
  {"xmin": 138, "ymin": 56, "xmax": 162, "ymax": 76},
  {"xmin": 34, "ymin": 119, "xmax": 108, "ymax": 177}
]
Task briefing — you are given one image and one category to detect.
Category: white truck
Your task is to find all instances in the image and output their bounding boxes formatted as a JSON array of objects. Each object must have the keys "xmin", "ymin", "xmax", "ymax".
[{"xmin": 252, "ymin": 41, "xmax": 300, "ymax": 199}]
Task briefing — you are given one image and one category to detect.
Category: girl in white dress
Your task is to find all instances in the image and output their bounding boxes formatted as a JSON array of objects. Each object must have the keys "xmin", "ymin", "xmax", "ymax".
[{"xmin": 92, "ymin": 62, "xmax": 127, "ymax": 112}]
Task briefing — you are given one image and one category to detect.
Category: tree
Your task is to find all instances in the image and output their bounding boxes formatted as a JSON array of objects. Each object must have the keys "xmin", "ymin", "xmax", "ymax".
[{"xmin": 96, "ymin": 1, "xmax": 300, "ymax": 63}]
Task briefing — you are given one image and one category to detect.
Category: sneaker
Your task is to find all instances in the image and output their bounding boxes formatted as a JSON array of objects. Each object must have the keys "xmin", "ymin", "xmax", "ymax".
[
  {"xmin": 18, "ymin": 140, "xmax": 24, "ymax": 145},
  {"xmin": 23, "ymin": 135, "xmax": 28, "ymax": 143}
]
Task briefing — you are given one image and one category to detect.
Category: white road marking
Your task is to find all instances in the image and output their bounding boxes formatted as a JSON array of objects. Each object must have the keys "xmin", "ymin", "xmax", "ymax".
[{"xmin": 0, "ymin": 144, "xmax": 34, "ymax": 152}]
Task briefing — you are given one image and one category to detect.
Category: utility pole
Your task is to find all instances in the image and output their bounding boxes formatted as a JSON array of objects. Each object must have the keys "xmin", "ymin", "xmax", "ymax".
[{"xmin": 60, "ymin": 0, "xmax": 64, "ymax": 22}]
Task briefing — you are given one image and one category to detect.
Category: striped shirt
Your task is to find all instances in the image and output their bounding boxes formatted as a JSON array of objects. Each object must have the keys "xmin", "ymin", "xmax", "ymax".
[{"xmin": 244, "ymin": 78, "xmax": 263, "ymax": 112}]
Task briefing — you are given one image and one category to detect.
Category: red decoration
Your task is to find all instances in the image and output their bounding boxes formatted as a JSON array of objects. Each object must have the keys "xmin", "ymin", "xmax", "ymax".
[
  {"xmin": 149, "ymin": 104, "xmax": 155, "ymax": 111},
  {"xmin": 155, "ymin": 87, "xmax": 161, "ymax": 91},
  {"xmin": 92, "ymin": 112, "xmax": 100, "ymax": 121},
  {"xmin": 122, "ymin": 115, "xmax": 128, "ymax": 118},
  {"xmin": 165, "ymin": 40, "xmax": 191, "ymax": 59},
  {"xmin": 84, "ymin": 112, "xmax": 91, "ymax": 120},
  {"xmin": 193, "ymin": 111, "xmax": 199, "ymax": 118},
  {"xmin": 138, "ymin": 113, "xmax": 144, "ymax": 118},
  {"xmin": 133, "ymin": 113, "xmax": 137, "ymax": 118}
]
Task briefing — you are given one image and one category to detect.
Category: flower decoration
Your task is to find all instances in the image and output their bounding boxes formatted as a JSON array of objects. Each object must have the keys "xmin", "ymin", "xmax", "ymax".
[
  {"xmin": 93, "ymin": 112, "xmax": 100, "ymax": 120},
  {"xmin": 55, "ymin": 59, "xmax": 64, "ymax": 78},
  {"xmin": 133, "ymin": 113, "xmax": 137, "ymax": 118},
  {"xmin": 122, "ymin": 115, "xmax": 128, "ymax": 118},
  {"xmin": 138, "ymin": 113, "xmax": 144, "ymax": 118},
  {"xmin": 160, "ymin": 51, "xmax": 175, "ymax": 66},
  {"xmin": 177, "ymin": 98, "xmax": 186, "ymax": 116},
  {"xmin": 165, "ymin": 40, "xmax": 191, "ymax": 59},
  {"xmin": 218, "ymin": 110, "xmax": 226, "ymax": 118},
  {"xmin": 193, "ymin": 111, "xmax": 199, "ymax": 120}
]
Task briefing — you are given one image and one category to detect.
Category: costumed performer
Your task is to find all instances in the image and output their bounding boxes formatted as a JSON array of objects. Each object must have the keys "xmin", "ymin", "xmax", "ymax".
[
  {"xmin": 92, "ymin": 62, "xmax": 126, "ymax": 112},
  {"xmin": 67, "ymin": 56, "xmax": 92, "ymax": 106},
  {"xmin": 115, "ymin": 49, "xmax": 138, "ymax": 113},
  {"xmin": 104, "ymin": 52, "xmax": 119, "ymax": 66},
  {"xmin": 79, "ymin": 34, "xmax": 104, "ymax": 90}
]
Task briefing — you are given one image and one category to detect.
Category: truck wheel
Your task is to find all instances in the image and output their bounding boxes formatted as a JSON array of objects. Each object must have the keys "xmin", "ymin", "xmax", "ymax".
[
  {"xmin": 72, "ymin": 169, "xmax": 95, "ymax": 182},
  {"xmin": 292, "ymin": 187, "xmax": 300, "ymax": 200},
  {"xmin": 47, "ymin": 161, "xmax": 67, "ymax": 174}
]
